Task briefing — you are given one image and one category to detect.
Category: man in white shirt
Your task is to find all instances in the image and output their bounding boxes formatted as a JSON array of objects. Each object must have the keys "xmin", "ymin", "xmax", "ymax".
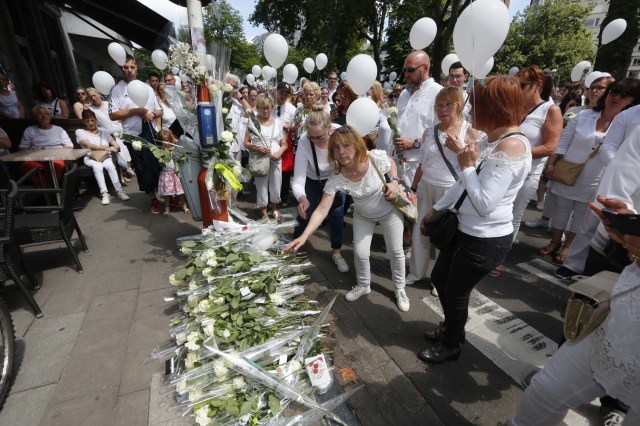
[
  {"xmin": 395, "ymin": 50, "xmax": 443, "ymax": 184},
  {"xmin": 327, "ymin": 72, "xmax": 339, "ymax": 102},
  {"xmin": 109, "ymin": 55, "xmax": 163, "ymax": 213},
  {"xmin": 275, "ymin": 82, "xmax": 296, "ymax": 131},
  {"xmin": 447, "ymin": 62, "xmax": 471, "ymax": 121}
]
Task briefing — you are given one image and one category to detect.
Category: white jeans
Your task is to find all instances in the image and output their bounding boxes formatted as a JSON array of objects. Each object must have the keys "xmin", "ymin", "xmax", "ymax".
[
  {"xmin": 407, "ymin": 180, "xmax": 448, "ymax": 282},
  {"xmin": 254, "ymin": 160, "xmax": 281, "ymax": 207},
  {"xmin": 564, "ymin": 209, "xmax": 600, "ymax": 274},
  {"xmin": 84, "ymin": 157, "xmax": 121, "ymax": 194},
  {"xmin": 353, "ymin": 209, "xmax": 405, "ymax": 290},
  {"xmin": 512, "ymin": 173, "xmax": 541, "ymax": 242},
  {"xmin": 511, "ymin": 333, "xmax": 639, "ymax": 425},
  {"xmin": 114, "ymin": 139, "xmax": 131, "ymax": 169}
]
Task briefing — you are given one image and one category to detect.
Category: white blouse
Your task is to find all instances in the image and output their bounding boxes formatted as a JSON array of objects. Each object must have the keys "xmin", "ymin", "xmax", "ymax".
[
  {"xmin": 324, "ymin": 149, "xmax": 395, "ymax": 220},
  {"xmin": 433, "ymin": 134, "xmax": 532, "ymax": 238},
  {"xmin": 420, "ymin": 121, "xmax": 472, "ymax": 187},
  {"xmin": 250, "ymin": 118, "xmax": 284, "ymax": 155},
  {"xmin": 549, "ymin": 109, "xmax": 608, "ymax": 203},
  {"xmin": 591, "ymin": 262, "xmax": 640, "ymax": 414},
  {"xmin": 291, "ymin": 124, "xmax": 340, "ymax": 201}
]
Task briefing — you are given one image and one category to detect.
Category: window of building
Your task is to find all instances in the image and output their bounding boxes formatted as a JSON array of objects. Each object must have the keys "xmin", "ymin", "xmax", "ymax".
[
  {"xmin": 633, "ymin": 58, "xmax": 640, "ymax": 66},
  {"xmin": 584, "ymin": 17, "xmax": 601, "ymax": 27}
]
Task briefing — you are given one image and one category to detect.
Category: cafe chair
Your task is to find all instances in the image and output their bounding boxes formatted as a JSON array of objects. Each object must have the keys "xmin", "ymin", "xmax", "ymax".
[
  {"xmin": 14, "ymin": 163, "xmax": 88, "ymax": 274},
  {"xmin": 0, "ymin": 180, "xmax": 43, "ymax": 317}
]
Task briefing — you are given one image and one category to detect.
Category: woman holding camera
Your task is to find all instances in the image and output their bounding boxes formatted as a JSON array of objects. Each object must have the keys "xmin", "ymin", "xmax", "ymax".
[{"xmin": 418, "ymin": 76, "xmax": 531, "ymax": 363}]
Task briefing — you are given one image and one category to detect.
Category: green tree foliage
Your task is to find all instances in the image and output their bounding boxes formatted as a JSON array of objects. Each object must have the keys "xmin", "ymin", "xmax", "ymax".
[
  {"xmin": 594, "ymin": 0, "xmax": 640, "ymax": 79},
  {"xmin": 202, "ymin": 0, "xmax": 261, "ymax": 76},
  {"xmin": 494, "ymin": 0, "xmax": 595, "ymax": 84},
  {"xmin": 384, "ymin": 0, "xmax": 472, "ymax": 82},
  {"xmin": 250, "ymin": 0, "xmax": 383, "ymax": 77}
]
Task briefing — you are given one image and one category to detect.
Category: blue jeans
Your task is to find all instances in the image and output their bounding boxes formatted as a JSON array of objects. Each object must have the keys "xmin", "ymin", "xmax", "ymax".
[
  {"xmin": 430, "ymin": 231, "xmax": 512, "ymax": 348},
  {"xmin": 293, "ymin": 178, "xmax": 345, "ymax": 250}
]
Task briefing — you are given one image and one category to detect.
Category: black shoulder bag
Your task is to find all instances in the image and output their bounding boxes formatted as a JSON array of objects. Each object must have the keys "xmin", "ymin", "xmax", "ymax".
[{"xmin": 310, "ymin": 142, "xmax": 343, "ymax": 210}]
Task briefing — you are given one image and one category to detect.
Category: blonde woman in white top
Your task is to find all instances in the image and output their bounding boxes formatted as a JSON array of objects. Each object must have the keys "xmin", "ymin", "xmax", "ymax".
[
  {"xmin": 407, "ymin": 87, "xmax": 480, "ymax": 291},
  {"xmin": 244, "ymin": 94, "xmax": 288, "ymax": 220}
]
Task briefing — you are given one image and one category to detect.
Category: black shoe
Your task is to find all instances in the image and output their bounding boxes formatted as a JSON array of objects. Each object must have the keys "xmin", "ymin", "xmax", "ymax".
[
  {"xmin": 554, "ymin": 266, "xmax": 577, "ymax": 280},
  {"xmin": 418, "ymin": 342, "xmax": 461, "ymax": 363}
]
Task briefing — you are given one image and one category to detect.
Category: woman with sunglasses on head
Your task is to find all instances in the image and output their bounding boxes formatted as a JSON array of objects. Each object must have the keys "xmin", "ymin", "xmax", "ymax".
[
  {"xmin": 541, "ymin": 79, "xmax": 640, "ymax": 269},
  {"xmin": 72, "ymin": 87, "xmax": 90, "ymax": 119},
  {"xmin": 291, "ymin": 105, "xmax": 348, "ymax": 273},
  {"xmin": 489, "ymin": 66, "xmax": 562, "ymax": 276},
  {"xmin": 285, "ymin": 126, "xmax": 411, "ymax": 312},
  {"xmin": 418, "ymin": 76, "xmax": 531, "ymax": 363}
]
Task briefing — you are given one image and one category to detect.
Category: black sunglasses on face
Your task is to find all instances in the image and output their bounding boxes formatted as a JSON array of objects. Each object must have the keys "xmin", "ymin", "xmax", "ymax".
[
  {"xmin": 609, "ymin": 88, "xmax": 630, "ymax": 97},
  {"xmin": 403, "ymin": 64, "xmax": 426, "ymax": 74}
]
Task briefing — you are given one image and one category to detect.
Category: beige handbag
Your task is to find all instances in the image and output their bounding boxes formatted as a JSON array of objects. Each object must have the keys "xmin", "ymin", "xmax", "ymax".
[
  {"xmin": 89, "ymin": 150, "xmax": 110, "ymax": 162},
  {"xmin": 552, "ymin": 142, "xmax": 602, "ymax": 186}
]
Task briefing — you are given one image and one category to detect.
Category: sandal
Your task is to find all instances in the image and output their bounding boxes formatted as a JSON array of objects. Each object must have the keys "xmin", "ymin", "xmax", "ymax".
[
  {"xmin": 553, "ymin": 245, "xmax": 570, "ymax": 264},
  {"xmin": 183, "ymin": 205, "xmax": 190, "ymax": 214},
  {"xmin": 488, "ymin": 266, "xmax": 502, "ymax": 277},
  {"xmin": 273, "ymin": 211, "xmax": 282, "ymax": 222},
  {"xmin": 163, "ymin": 208, "xmax": 170, "ymax": 217},
  {"xmin": 538, "ymin": 240, "xmax": 562, "ymax": 257}
]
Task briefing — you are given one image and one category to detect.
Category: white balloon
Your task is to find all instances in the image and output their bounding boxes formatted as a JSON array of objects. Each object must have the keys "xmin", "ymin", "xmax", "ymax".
[
  {"xmin": 409, "ymin": 17, "xmax": 437, "ymax": 50},
  {"xmin": 251, "ymin": 230, "xmax": 274, "ymax": 251},
  {"xmin": 346, "ymin": 54, "xmax": 377, "ymax": 96},
  {"xmin": 601, "ymin": 18, "xmax": 627, "ymax": 45},
  {"xmin": 383, "ymin": 82, "xmax": 391, "ymax": 90},
  {"xmin": 264, "ymin": 66, "xmax": 276, "ymax": 81},
  {"xmin": 508, "ymin": 66, "xmax": 519, "ymax": 75},
  {"xmin": 151, "ymin": 50, "xmax": 168, "ymax": 70},
  {"xmin": 127, "ymin": 80, "xmax": 149, "ymax": 108},
  {"xmin": 303, "ymin": 58, "xmax": 315, "ymax": 74},
  {"xmin": 389, "ymin": 71, "xmax": 397, "ymax": 81},
  {"xmin": 252, "ymin": 65, "xmax": 262, "ymax": 78},
  {"xmin": 282, "ymin": 64, "xmax": 298, "ymax": 84},
  {"xmin": 571, "ymin": 61, "xmax": 592, "ymax": 82},
  {"xmin": 171, "ymin": 66, "xmax": 180, "ymax": 75},
  {"xmin": 584, "ymin": 71, "xmax": 604, "ymax": 88},
  {"xmin": 316, "ymin": 53, "xmax": 328, "ymax": 71},
  {"xmin": 174, "ymin": 76, "xmax": 181, "ymax": 90},
  {"xmin": 246, "ymin": 74, "xmax": 256, "ymax": 86},
  {"xmin": 474, "ymin": 57, "xmax": 494, "ymax": 78},
  {"xmin": 453, "ymin": 0, "xmax": 509, "ymax": 73},
  {"xmin": 92, "ymin": 71, "xmax": 115, "ymax": 96},
  {"xmin": 346, "ymin": 98, "xmax": 380, "ymax": 136},
  {"xmin": 441, "ymin": 53, "xmax": 459, "ymax": 76},
  {"xmin": 263, "ymin": 34, "xmax": 289, "ymax": 69},
  {"xmin": 108, "ymin": 42, "xmax": 127, "ymax": 66},
  {"xmin": 340, "ymin": 72, "xmax": 348, "ymax": 80}
]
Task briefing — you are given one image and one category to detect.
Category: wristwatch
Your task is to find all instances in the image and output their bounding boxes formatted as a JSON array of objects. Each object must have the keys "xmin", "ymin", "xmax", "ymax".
[
  {"xmin": 413, "ymin": 139, "xmax": 421, "ymax": 149},
  {"xmin": 389, "ymin": 176, "xmax": 399, "ymax": 182}
]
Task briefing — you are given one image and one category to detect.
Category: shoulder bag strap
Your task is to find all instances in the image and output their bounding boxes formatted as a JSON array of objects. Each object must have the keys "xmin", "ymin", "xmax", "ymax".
[
  {"xmin": 433, "ymin": 123, "xmax": 459, "ymax": 181},
  {"xmin": 310, "ymin": 142, "xmax": 321, "ymax": 179},
  {"xmin": 368, "ymin": 154, "xmax": 386, "ymax": 187},
  {"xmin": 520, "ymin": 101, "xmax": 546, "ymax": 124}
]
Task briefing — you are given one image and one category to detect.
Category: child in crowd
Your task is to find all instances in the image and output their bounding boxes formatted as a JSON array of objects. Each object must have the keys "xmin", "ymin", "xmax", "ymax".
[{"xmin": 156, "ymin": 130, "xmax": 189, "ymax": 216}]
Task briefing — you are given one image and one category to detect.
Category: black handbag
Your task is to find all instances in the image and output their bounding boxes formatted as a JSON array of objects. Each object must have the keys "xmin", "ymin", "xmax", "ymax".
[
  {"xmin": 310, "ymin": 142, "xmax": 343, "ymax": 210},
  {"xmin": 422, "ymin": 190, "xmax": 467, "ymax": 251}
]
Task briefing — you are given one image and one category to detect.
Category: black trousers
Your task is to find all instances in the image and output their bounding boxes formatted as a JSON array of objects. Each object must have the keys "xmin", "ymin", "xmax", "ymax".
[{"xmin": 430, "ymin": 230, "xmax": 512, "ymax": 348}]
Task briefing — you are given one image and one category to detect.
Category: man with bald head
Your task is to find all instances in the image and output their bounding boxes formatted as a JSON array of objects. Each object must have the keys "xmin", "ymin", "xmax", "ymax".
[{"xmin": 394, "ymin": 50, "xmax": 442, "ymax": 183}]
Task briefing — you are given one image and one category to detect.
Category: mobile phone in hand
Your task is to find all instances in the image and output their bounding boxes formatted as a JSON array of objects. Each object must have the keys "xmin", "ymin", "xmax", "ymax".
[{"xmin": 601, "ymin": 209, "xmax": 640, "ymax": 236}]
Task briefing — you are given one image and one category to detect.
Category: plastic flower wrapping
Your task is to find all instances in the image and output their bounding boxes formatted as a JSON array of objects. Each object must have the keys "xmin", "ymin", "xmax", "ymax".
[{"xmin": 149, "ymin": 218, "xmax": 360, "ymax": 425}]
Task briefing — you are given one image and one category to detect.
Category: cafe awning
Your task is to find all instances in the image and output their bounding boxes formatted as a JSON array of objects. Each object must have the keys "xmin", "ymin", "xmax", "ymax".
[{"xmin": 59, "ymin": 0, "xmax": 174, "ymax": 51}]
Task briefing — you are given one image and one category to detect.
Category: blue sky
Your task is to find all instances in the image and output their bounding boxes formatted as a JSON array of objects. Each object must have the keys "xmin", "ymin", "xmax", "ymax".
[{"xmin": 139, "ymin": 0, "xmax": 529, "ymax": 42}]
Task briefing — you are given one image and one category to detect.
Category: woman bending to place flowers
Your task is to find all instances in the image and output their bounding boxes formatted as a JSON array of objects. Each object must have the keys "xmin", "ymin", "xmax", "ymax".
[
  {"xmin": 75, "ymin": 110, "xmax": 129, "ymax": 205},
  {"xmin": 292, "ymin": 104, "xmax": 348, "ymax": 272},
  {"xmin": 244, "ymin": 93, "xmax": 288, "ymax": 221},
  {"xmin": 418, "ymin": 76, "xmax": 532, "ymax": 363},
  {"xmin": 285, "ymin": 126, "xmax": 411, "ymax": 312}
]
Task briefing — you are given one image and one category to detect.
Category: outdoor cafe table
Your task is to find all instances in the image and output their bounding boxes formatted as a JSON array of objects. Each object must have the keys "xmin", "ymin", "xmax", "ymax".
[{"xmin": 0, "ymin": 148, "xmax": 90, "ymax": 200}]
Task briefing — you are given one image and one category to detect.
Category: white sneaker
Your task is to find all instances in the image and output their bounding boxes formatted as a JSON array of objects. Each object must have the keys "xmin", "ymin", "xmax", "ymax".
[
  {"xmin": 430, "ymin": 287, "xmax": 439, "ymax": 297},
  {"xmin": 125, "ymin": 167, "xmax": 136, "ymax": 178},
  {"xmin": 345, "ymin": 285, "xmax": 371, "ymax": 302},
  {"xmin": 524, "ymin": 218, "xmax": 550, "ymax": 228},
  {"xmin": 332, "ymin": 253, "xmax": 349, "ymax": 272},
  {"xmin": 404, "ymin": 248, "xmax": 412, "ymax": 260},
  {"xmin": 395, "ymin": 289, "xmax": 410, "ymax": 312},
  {"xmin": 405, "ymin": 274, "xmax": 419, "ymax": 286},
  {"xmin": 101, "ymin": 193, "xmax": 110, "ymax": 205},
  {"xmin": 603, "ymin": 411, "xmax": 625, "ymax": 426},
  {"xmin": 117, "ymin": 191, "xmax": 130, "ymax": 201}
]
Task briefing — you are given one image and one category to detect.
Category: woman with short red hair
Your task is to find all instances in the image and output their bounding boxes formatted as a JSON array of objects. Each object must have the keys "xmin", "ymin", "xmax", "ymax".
[{"xmin": 418, "ymin": 76, "xmax": 532, "ymax": 363}]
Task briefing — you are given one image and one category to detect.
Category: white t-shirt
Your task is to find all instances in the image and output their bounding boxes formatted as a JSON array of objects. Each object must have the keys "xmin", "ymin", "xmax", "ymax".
[
  {"xmin": 600, "ymin": 104, "xmax": 640, "ymax": 165},
  {"xmin": 324, "ymin": 149, "xmax": 395, "ymax": 220},
  {"xmin": 420, "ymin": 121, "xmax": 471, "ymax": 187},
  {"xmin": 90, "ymin": 102, "xmax": 123, "ymax": 134},
  {"xmin": 291, "ymin": 124, "xmax": 340, "ymax": 201},
  {"xmin": 161, "ymin": 103, "xmax": 177, "ymax": 130},
  {"xmin": 20, "ymin": 125, "xmax": 73, "ymax": 149},
  {"xmin": 275, "ymin": 102, "xmax": 296, "ymax": 126},
  {"xmin": 75, "ymin": 128, "xmax": 112, "ymax": 149},
  {"xmin": 250, "ymin": 118, "xmax": 284, "ymax": 155},
  {"xmin": 109, "ymin": 80, "xmax": 162, "ymax": 135}
]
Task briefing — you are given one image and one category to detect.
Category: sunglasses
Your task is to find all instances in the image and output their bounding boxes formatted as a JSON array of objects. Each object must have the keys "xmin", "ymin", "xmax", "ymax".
[
  {"xmin": 76, "ymin": 92, "xmax": 86, "ymax": 96},
  {"xmin": 337, "ymin": 125, "xmax": 354, "ymax": 134},
  {"xmin": 403, "ymin": 64, "xmax": 426, "ymax": 74},
  {"xmin": 609, "ymin": 88, "xmax": 630, "ymax": 97}
]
